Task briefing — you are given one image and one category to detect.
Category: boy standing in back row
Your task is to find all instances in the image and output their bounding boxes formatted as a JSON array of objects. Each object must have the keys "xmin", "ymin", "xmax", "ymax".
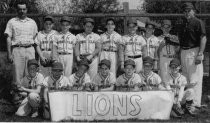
[{"xmin": 54, "ymin": 16, "xmax": 76, "ymax": 77}]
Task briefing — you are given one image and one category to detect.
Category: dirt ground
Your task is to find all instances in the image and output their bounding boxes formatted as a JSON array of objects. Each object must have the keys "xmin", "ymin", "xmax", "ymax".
[{"xmin": 0, "ymin": 76, "xmax": 209, "ymax": 122}]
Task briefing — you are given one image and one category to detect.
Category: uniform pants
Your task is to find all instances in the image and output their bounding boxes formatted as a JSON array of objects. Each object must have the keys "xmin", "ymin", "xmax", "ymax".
[
  {"xmin": 58, "ymin": 54, "xmax": 73, "ymax": 77},
  {"xmin": 125, "ymin": 57, "xmax": 143, "ymax": 73},
  {"xmin": 100, "ymin": 51, "xmax": 117, "ymax": 77},
  {"xmin": 181, "ymin": 47, "xmax": 203, "ymax": 107},
  {"xmin": 15, "ymin": 93, "xmax": 41, "ymax": 116},
  {"xmin": 159, "ymin": 56, "xmax": 173, "ymax": 83},
  {"xmin": 173, "ymin": 88, "xmax": 194, "ymax": 104},
  {"xmin": 12, "ymin": 47, "xmax": 35, "ymax": 84},
  {"xmin": 88, "ymin": 57, "xmax": 98, "ymax": 80},
  {"xmin": 40, "ymin": 51, "xmax": 51, "ymax": 77}
]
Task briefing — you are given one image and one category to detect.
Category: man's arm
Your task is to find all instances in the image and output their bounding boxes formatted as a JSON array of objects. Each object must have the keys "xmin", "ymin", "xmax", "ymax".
[
  {"xmin": 6, "ymin": 36, "xmax": 13, "ymax": 62},
  {"xmin": 198, "ymin": 35, "xmax": 207, "ymax": 55}
]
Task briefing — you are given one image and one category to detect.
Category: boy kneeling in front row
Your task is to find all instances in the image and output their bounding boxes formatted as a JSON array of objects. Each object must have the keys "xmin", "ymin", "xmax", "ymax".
[
  {"xmin": 165, "ymin": 58, "xmax": 197, "ymax": 117},
  {"xmin": 139, "ymin": 56, "xmax": 165, "ymax": 91},
  {"xmin": 43, "ymin": 62, "xmax": 72, "ymax": 119},
  {"xmin": 68, "ymin": 59, "xmax": 93, "ymax": 91},
  {"xmin": 15, "ymin": 59, "xmax": 44, "ymax": 118},
  {"xmin": 93, "ymin": 59, "xmax": 116, "ymax": 91},
  {"xmin": 116, "ymin": 59, "xmax": 144, "ymax": 91}
]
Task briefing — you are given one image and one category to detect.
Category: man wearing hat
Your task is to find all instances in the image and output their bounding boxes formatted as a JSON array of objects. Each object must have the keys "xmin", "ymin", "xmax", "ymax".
[
  {"xmin": 178, "ymin": 2, "xmax": 207, "ymax": 107},
  {"xmin": 121, "ymin": 18, "xmax": 146, "ymax": 73},
  {"xmin": 139, "ymin": 56, "xmax": 163, "ymax": 91},
  {"xmin": 15, "ymin": 59, "xmax": 44, "ymax": 118},
  {"xmin": 93, "ymin": 59, "xmax": 116, "ymax": 91},
  {"xmin": 68, "ymin": 59, "xmax": 91, "ymax": 91},
  {"xmin": 54, "ymin": 16, "xmax": 76, "ymax": 77},
  {"xmin": 165, "ymin": 58, "xmax": 196, "ymax": 117},
  {"xmin": 75, "ymin": 18, "xmax": 101, "ymax": 80},
  {"xmin": 4, "ymin": 1, "xmax": 38, "ymax": 85},
  {"xmin": 116, "ymin": 59, "xmax": 143, "ymax": 91},
  {"xmin": 100, "ymin": 18, "xmax": 123, "ymax": 77},
  {"xmin": 158, "ymin": 19, "xmax": 180, "ymax": 85},
  {"xmin": 35, "ymin": 15, "xmax": 58, "ymax": 77},
  {"xmin": 42, "ymin": 61, "xmax": 72, "ymax": 119}
]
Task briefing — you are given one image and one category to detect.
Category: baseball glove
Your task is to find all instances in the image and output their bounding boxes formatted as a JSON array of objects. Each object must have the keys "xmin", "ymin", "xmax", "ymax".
[
  {"xmin": 40, "ymin": 58, "xmax": 56, "ymax": 67},
  {"xmin": 172, "ymin": 104, "xmax": 184, "ymax": 116}
]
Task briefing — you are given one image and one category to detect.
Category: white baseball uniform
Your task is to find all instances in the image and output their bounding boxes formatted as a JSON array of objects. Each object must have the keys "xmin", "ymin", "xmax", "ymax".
[
  {"xmin": 92, "ymin": 72, "xmax": 116, "ymax": 88},
  {"xmin": 68, "ymin": 73, "xmax": 91, "ymax": 86},
  {"xmin": 165, "ymin": 73, "xmax": 194, "ymax": 104},
  {"xmin": 139, "ymin": 71, "xmax": 162, "ymax": 90},
  {"xmin": 55, "ymin": 31, "xmax": 76, "ymax": 77},
  {"xmin": 35, "ymin": 30, "xmax": 57, "ymax": 77},
  {"xmin": 100, "ymin": 31, "xmax": 122, "ymax": 77},
  {"xmin": 15, "ymin": 72, "xmax": 44, "ymax": 116},
  {"xmin": 122, "ymin": 34, "xmax": 146, "ymax": 73},
  {"xmin": 143, "ymin": 35, "xmax": 160, "ymax": 58},
  {"xmin": 158, "ymin": 34, "xmax": 179, "ymax": 84},
  {"xmin": 42, "ymin": 75, "xmax": 72, "ymax": 89},
  {"xmin": 76, "ymin": 32, "xmax": 101, "ymax": 80},
  {"xmin": 116, "ymin": 73, "xmax": 142, "ymax": 87}
]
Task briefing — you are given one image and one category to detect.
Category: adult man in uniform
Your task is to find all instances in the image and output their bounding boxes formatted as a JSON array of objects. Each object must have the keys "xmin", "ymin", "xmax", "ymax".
[
  {"xmin": 179, "ymin": 3, "xmax": 207, "ymax": 107},
  {"xmin": 4, "ymin": 1, "xmax": 38, "ymax": 84}
]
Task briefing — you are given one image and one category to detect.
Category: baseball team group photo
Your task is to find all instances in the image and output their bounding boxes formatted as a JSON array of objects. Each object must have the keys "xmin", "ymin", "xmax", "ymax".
[{"xmin": 0, "ymin": 0, "xmax": 209, "ymax": 122}]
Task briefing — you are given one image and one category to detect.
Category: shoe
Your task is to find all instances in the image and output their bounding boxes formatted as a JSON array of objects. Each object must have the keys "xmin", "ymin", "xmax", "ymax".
[
  {"xmin": 170, "ymin": 109, "xmax": 182, "ymax": 118},
  {"xmin": 185, "ymin": 100, "xmax": 198, "ymax": 117},
  {"xmin": 31, "ymin": 111, "xmax": 38, "ymax": 118}
]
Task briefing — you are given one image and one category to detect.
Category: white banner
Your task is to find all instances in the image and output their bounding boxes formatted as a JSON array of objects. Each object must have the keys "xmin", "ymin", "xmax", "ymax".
[{"xmin": 48, "ymin": 91, "xmax": 174, "ymax": 121}]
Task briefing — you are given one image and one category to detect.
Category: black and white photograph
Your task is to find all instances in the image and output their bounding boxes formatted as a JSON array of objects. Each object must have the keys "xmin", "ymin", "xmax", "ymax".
[{"xmin": 0, "ymin": 0, "xmax": 209, "ymax": 122}]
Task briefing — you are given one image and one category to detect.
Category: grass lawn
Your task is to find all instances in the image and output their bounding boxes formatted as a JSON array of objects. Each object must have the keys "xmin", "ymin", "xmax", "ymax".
[{"xmin": 0, "ymin": 76, "xmax": 209, "ymax": 122}]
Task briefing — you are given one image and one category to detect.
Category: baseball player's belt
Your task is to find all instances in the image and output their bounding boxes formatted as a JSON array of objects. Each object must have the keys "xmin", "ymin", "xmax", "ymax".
[
  {"xmin": 41, "ymin": 49, "xmax": 51, "ymax": 51},
  {"xmin": 163, "ymin": 54, "xmax": 176, "ymax": 58},
  {"xmin": 103, "ymin": 48, "xmax": 117, "ymax": 52},
  {"xmin": 127, "ymin": 55, "xmax": 142, "ymax": 59},
  {"xmin": 12, "ymin": 44, "xmax": 33, "ymax": 48},
  {"xmin": 58, "ymin": 52, "xmax": 71, "ymax": 55},
  {"xmin": 181, "ymin": 46, "xmax": 198, "ymax": 50}
]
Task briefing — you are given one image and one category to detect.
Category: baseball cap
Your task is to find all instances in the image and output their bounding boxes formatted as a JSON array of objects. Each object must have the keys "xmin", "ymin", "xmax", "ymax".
[
  {"xmin": 44, "ymin": 15, "xmax": 54, "ymax": 23},
  {"xmin": 143, "ymin": 56, "xmax": 154, "ymax": 65},
  {"xmin": 84, "ymin": 18, "xmax": 95, "ymax": 24},
  {"xmin": 60, "ymin": 16, "xmax": 71, "ymax": 23},
  {"xmin": 78, "ymin": 59, "xmax": 89, "ymax": 69},
  {"xmin": 127, "ymin": 18, "xmax": 137, "ymax": 25},
  {"xmin": 52, "ymin": 62, "xmax": 63, "ymax": 70},
  {"xmin": 124, "ymin": 59, "xmax": 135, "ymax": 67},
  {"xmin": 162, "ymin": 20, "xmax": 171, "ymax": 26},
  {"xmin": 183, "ymin": 2, "xmax": 194, "ymax": 10},
  {"xmin": 99, "ymin": 59, "xmax": 111, "ymax": 69},
  {"xmin": 169, "ymin": 58, "xmax": 181, "ymax": 67},
  {"xmin": 27, "ymin": 59, "xmax": 39, "ymax": 67}
]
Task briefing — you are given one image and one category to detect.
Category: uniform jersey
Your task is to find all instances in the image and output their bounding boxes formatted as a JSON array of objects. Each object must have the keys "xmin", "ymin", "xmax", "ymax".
[
  {"xmin": 21, "ymin": 73, "xmax": 44, "ymax": 89},
  {"xmin": 42, "ymin": 75, "xmax": 72, "ymax": 89},
  {"xmin": 100, "ymin": 31, "xmax": 122, "ymax": 51},
  {"xmin": 122, "ymin": 34, "xmax": 146, "ymax": 56},
  {"xmin": 76, "ymin": 32, "xmax": 100, "ymax": 55},
  {"xmin": 92, "ymin": 72, "xmax": 116, "ymax": 87},
  {"xmin": 139, "ymin": 71, "xmax": 161, "ymax": 87},
  {"xmin": 159, "ymin": 34, "xmax": 179, "ymax": 58},
  {"xmin": 35, "ymin": 30, "xmax": 57, "ymax": 51},
  {"xmin": 68, "ymin": 73, "xmax": 91, "ymax": 86},
  {"xmin": 143, "ymin": 35, "xmax": 160, "ymax": 58},
  {"xmin": 165, "ymin": 73, "xmax": 187, "ymax": 102},
  {"xmin": 116, "ymin": 73, "xmax": 142, "ymax": 86},
  {"xmin": 55, "ymin": 32, "xmax": 76, "ymax": 54},
  {"xmin": 4, "ymin": 17, "xmax": 38, "ymax": 45}
]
